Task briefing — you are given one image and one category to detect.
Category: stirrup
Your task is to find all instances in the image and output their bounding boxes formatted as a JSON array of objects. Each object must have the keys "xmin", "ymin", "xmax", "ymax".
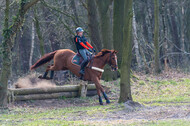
[{"xmin": 79, "ymin": 74, "xmax": 84, "ymax": 80}]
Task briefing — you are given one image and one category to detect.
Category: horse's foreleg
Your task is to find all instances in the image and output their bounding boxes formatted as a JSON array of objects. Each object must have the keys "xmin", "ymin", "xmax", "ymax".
[
  {"xmin": 93, "ymin": 78, "xmax": 103, "ymax": 105},
  {"xmin": 102, "ymin": 92, "xmax": 110, "ymax": 104},
  {"xmin": 98, "ymin": 89, "xmax": 103, "ymax": 105},
  {"xmin": 95, "ymin": 84, "xmax": 103, "ymax": 105},
  {"xmin": 98, "ymin": 85, "xmax": 110, "ymax": 104}
]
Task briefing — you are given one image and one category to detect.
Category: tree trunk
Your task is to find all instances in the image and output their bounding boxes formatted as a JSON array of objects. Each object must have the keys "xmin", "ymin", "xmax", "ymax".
[
  {"xmin": 0, "ymin": 0, "xmax": 10, "ymax": 109},
  {"xmin": 119, "ymin": 0, "xmax": 133, "ymax": 103},
  {"xmin": 29, "ymin": 21, "xmax": 35, "ymax": 68},
  {"xmin": 180, "ymin": 1, "xmax": 186, "ymax": 66},
  {"xmin": 169, "ymin": 1, "xmax": 181, "ymax": 67},
  {"xmin": 34, "ymin": 8, "xmax": 45, "ymax": 56},
  {"xmin": 132, "ymin": 7, "xmax": 142, "ymax": 68},
  {"xmin": 0, "ymin": 0, "xmax": 41, "ymax": 109},
  {"xmin": 161, "ymin": 0, "xmax": 169, "ymax": 71},
  {"xmin": 97, "ymin": 0, "xmax": 114, "ymax": 81},
  {"xmin": 70, "ymin": 0, "xmax": 80, "ymax": 26},
  {"xmin": 86, "ymin": 0, "xmax": 102, "ymax": 51},
  {"xmin": 145, "ymin": 1, "xmax": 153, "ymax": 44},
  {"xmin": 97, "ymin": 0, "xmax": 113, "ymax": 49},
  {"xmin": 113, "ymin": 0, "xmax": 124, "ymax": 68},
  {"xmin": 154, "ymin": 0, "xmax": 161, "ymax": 74}
]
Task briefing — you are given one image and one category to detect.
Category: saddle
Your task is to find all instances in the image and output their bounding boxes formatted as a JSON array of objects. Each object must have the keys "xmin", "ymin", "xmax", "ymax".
[{"xmin": 72, "ymin": 53, "xmax": 93, "ymax": 66}]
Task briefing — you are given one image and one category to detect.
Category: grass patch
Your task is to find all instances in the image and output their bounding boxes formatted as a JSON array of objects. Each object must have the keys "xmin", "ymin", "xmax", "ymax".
[
  {"xmin": 1, "ymin": 76, "xmax": 190, "ymax": 126},
  {"xmin": 130, "ymin": 119, "xmax": 190, "ymax": 126},
  {"xmin": 0, "ymin": 103, "xmax": 124, "ymax": 126},
  {"xmin": 132, "ymin": 78, "xmax": 190, "ymax": 104}
]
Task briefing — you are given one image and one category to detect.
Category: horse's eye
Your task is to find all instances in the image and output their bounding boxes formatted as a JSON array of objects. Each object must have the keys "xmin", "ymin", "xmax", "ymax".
[{"xmin": 112, "ymin": 58, "xmax": 115, "ymax": 60}]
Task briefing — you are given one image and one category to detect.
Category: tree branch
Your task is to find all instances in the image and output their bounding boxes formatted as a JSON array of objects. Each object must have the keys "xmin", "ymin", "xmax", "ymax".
[{"xmin": 24, "ymin": 0, "xmax": 41, "ymax": 12}]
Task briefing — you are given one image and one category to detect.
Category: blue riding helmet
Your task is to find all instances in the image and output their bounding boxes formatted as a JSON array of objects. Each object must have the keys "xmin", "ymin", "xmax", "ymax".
[{"xmin": 76, "ymin": 27, "xmax": 84, "ymax": 33}]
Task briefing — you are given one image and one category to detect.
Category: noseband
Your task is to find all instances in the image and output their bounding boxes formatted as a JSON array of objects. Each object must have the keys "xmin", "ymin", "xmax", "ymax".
[
  {"xmin": 108, "ymin": 52, "xmax": 118, "ymax": 70},
  {"xmin": 89, "ymin": 52, "xmax": 118, "ymax": 71}
]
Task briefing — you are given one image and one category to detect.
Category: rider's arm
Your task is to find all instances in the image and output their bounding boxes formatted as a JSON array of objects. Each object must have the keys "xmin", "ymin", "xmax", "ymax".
[
  {"xmin": 83, "ymin": 37, "xmax": 93, "ymax": 49},
  {"xmin": 86, "ymin": 42, "xmax": 93, "ymax": 49},
  {"xmin": 80, "ymin": 43, "xmax": 89, "ymax": 50},
  {"xmin": 76, "ymin": 37, "xmax": 89, "ymax": 50}
]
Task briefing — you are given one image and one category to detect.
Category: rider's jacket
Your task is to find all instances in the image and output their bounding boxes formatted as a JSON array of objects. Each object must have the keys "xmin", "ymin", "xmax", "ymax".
[{"xmin": 74, "ymin": 35, "xmax": 93, "ymax": 51}]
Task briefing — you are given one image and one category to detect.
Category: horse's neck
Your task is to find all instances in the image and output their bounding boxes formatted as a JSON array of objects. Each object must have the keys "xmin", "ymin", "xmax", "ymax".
[{"xmin": 93, "ymin": 54, "xmax": 109, "ymax": 69}]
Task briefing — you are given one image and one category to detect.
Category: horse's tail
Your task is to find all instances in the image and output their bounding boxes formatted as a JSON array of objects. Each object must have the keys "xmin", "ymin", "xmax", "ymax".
[{"xmin": 30, "ymin": 51, "xmax": 57, "ymax": 70}]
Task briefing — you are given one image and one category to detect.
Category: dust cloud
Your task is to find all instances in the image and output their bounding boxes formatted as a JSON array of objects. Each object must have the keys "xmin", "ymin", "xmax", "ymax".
[{"xmin": 14, "ymin": 73, "xmax": 56, "ymax": 89}]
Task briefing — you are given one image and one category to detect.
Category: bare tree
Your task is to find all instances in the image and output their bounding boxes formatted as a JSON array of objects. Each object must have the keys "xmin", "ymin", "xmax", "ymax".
[
  {"xmin": 0, "ymin": 0, "xmax": 41, "ymax": 109},
  {"xmin": 154, "ymin": 0, "xmax": 161, "ymax": 74},
  {"xmin": 119, "ymin": 0, "xmax": 133, "ymax": 103}
]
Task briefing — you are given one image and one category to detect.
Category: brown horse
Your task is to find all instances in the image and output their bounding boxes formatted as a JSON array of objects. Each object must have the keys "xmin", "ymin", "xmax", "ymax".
[{"xmin": 30, "ymin": 49, "xmax": 118, "ymax": 105}]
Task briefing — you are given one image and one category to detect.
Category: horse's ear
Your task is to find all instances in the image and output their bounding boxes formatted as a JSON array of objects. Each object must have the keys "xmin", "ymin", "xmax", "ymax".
[
  {"xmin": 113, "ymin": 50, "xmax": 118, "ymax": 54},
  {"xmin": 101, "ymin": 49, "xmax": 108, "ymax": 53},
  {"xmin": 101, "ymin": 49, "xmax": 110, "ymax": 54}
]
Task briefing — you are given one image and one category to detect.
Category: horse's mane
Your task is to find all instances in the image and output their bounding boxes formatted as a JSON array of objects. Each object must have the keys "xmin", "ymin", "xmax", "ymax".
[{"xmin": 95, "ymin": 49, "xmax": 112, "ymax": 58}]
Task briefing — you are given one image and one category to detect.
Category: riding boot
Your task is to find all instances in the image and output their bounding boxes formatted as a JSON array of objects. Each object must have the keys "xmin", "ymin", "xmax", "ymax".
[{"xmin": 79, "ymin": 60, "xmax": 89, "ymax": 75}]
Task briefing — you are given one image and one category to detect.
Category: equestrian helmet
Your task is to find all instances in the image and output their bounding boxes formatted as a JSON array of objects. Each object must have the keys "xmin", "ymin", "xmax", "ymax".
[{"xmin": 76, "ymin": 27, "xmax": 84, "ymax": 33}]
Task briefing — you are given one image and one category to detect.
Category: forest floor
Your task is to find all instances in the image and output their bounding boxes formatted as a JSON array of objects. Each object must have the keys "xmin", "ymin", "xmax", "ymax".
[{"xmin": 0, "ymin": 70, "xmax": 190, "ymax": 126}]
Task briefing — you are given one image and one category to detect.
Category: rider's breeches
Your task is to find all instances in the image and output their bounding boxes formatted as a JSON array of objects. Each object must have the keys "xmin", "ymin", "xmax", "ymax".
[{"xmin": 79, "ymin": 49, "xmax": 90, "ymax": 62}]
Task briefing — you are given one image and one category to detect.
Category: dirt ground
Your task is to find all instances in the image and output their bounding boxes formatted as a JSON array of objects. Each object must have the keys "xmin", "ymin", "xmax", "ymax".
[
  {"xmin": 9, "ymin": 98, "xmax": 190, "ymax": 121},
  {"xmin": 2, "ymin": 70, "xmax": 190, "ymax": 125}
]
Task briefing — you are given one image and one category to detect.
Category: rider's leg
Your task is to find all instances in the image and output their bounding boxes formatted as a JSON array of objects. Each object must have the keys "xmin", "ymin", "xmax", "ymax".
[{"xmin": 78, "ymin": 49, "xmax": 88, "ymax": 75}]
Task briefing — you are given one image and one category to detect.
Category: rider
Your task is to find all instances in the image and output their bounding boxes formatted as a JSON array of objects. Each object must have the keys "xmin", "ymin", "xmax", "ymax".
[{"xmin": 74, "ymin": 27, "xmax": 96, "ymax": 76}]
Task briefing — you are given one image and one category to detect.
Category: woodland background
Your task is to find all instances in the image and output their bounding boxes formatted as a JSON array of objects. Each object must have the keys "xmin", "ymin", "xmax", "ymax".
[
  {"xmin": 0, "ymin": 1, "xmax": 190, "ymax": 124},
  {"xmin": 0, "ymin": 0, "xmax": 190, "ymax": 81}
]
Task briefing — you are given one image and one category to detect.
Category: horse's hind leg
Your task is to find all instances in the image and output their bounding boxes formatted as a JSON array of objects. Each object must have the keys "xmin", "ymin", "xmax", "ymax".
[
  {"xmin": 38, "ymin": 69, "xmax": 49, "ymax": 79},
  {"xmin": 50, "ymin": 70, "xmax": 54, "ymax": 79},
  {"xmin": 39, "ymin": 65, "xmax": 51, "ymax": 79},
  {"xmin": 42, "ymin": 70, "xmax": 49, "ymax": 78}
]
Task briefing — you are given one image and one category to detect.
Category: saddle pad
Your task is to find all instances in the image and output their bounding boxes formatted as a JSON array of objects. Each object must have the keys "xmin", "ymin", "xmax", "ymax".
[{"xmin": 72, "ymin": 54, "xmax": 83, "ymax": 65}]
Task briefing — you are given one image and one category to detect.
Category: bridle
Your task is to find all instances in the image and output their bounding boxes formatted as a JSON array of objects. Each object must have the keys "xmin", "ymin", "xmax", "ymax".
[
  {"xmin": 108, "ymin": 52, "xmax": 118, "ymax": 71},
  {"xmin": 88, "ymin": 51, "xmax": 118, "ymax": 71}
]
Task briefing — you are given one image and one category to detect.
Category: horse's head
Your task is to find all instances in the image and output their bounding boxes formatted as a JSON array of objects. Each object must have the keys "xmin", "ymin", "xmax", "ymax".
[
  {"xmin": 108, "ymin": 50, "xmax": 118, "ymax": 71},
  {"xmin": 96, "ymin": 49, "xmax": 118, "ymax": 71}
]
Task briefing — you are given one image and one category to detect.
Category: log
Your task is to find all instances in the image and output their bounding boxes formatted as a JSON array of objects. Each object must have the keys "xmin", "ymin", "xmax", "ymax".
[
  {"xmin": 9, "ymin": 84, "xmax": 96, "ymax": 95},
  {"xmin": 87, "ymin": 90, "xmax": 97, "ymax": 96},
  {"xmin": 14, "ymin": 92, "xmax": 78, "ymax": 101},
  {"xmin": 7, "ymin": 84, "xmax": 98, "ymax": 101},
  {"xmin": 78, "ymin": 82, "xmax": 88, "ymax": 98}
]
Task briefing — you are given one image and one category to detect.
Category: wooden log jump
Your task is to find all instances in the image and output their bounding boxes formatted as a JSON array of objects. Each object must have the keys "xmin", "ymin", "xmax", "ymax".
[{"xmin": 8, "ymin": 83, "xmax": 97, "ymax": 102}]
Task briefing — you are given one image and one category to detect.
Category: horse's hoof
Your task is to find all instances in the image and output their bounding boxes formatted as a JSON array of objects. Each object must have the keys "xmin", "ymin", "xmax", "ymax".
[
  {"xmin": 38, "ymin": 75, "xmax": 43, "ymax": 79},
  {"xmin": 45, "ymin": 77, "xmax": 51, "ymax": 80},
  {"xmin": 106, "ymin": 100, "xmax": 110, "ymax": 104},
  {"xmin": 100, "ymin": 102, "xmax": 103, "ymax": 105}
]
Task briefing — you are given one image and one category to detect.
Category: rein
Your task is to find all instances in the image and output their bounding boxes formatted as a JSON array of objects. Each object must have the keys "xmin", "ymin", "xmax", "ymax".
[
  {"xmin": 108, "ymin": 52, "xmax": 118, "ymax": 69},
  {"xmin": 88, "ymin": 52, "xmax": 117, "ymax": 72}
]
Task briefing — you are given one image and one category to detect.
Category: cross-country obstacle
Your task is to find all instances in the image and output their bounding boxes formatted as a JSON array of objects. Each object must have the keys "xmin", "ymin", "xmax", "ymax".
[{"xmin": 8, "ymin": 83, "xmax": 97, "ymax": 102}]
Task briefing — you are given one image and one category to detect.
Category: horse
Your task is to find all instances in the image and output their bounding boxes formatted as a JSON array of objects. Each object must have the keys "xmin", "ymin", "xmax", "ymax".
[{"xmin": 30, "ymin": 49, "xmax": 118, "ymax": 105}]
